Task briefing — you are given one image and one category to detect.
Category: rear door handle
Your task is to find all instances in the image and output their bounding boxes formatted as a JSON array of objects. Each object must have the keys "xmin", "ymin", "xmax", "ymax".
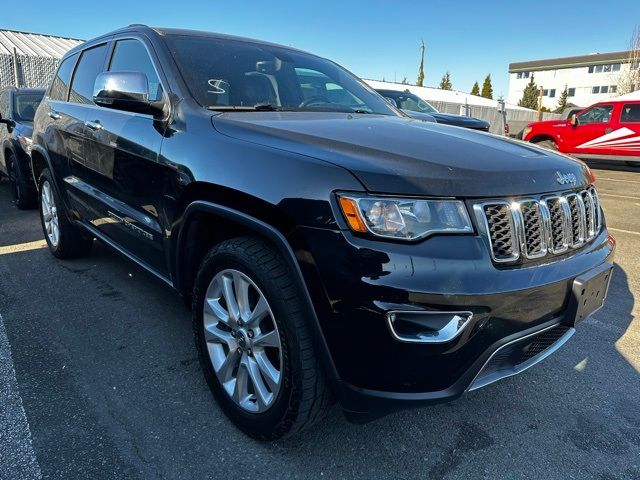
[
  {"xmin": 48, "ymin": 111, "xmax": 61, "ymax": 120},
  {"xmin": 85, "ymin": 120, "xmax": 103, "ymax": 131}
]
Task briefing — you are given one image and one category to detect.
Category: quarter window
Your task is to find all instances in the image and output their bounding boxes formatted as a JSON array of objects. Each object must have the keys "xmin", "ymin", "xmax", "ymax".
[
  {"xmin": 69, "ymin": 44, "xmax": 109, "ymax": 104},
  {"xmin": 577, "ymin": 104, "xmax": 613, "ymax": 124},
  {"xmin": 620, "ymin": 104, "xmax": 640, "ymax": 123},
  {"xmin": 49, "ymin": 53, "xmax": 78, "ymax": 101},
  {"xmin": 108, "ymin": 39, "xmax": 162, "ymax": 102}
]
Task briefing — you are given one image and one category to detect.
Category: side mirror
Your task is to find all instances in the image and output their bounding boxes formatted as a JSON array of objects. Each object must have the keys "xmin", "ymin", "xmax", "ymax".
[
  {"xmin": 384, "ymin": 97, "xmax": 398, "ymax": 108},
  {"xmin": 0, "ymin": 112, "xmax": 15, "ymax": 130},
  {"xmin": 93, "ymin": 71, "xmax": 160, "ymax": 114},
  {"xmin": 569, "ymin": 114, "xmax": 579, "ymax": 127}
]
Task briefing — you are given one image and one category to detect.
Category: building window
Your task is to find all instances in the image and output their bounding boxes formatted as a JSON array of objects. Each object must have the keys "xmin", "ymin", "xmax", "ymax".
[
  {"xmin": 522, "ymin": 71, "xmax": 530, "ymax": 78},
  {"xmin": 588, "ymin": 66, "xmax": 594, "ymax": 73},
  {"xmin": 632, "ymin": 62, "xmax": 639, "ymax": 70},
  {"xmin": 595, "ymin": 65, "xmax": 604, "ymax": 73},
  {"xmin": 549, "ymin": 89, "xmax": 556, "ymax": 98},
  {"xmin": 612, "ymin": 63, "xmax": 621, "ymax": 72},
  {"xmin": 610, "ymin": 85, "xmax": 618, "ymax": 94},
  {"xmin": 568, "ymin": 87, "xmax": 576, "ymax": 97},
  {"xmin": 542, "ymin": 89, "xmax": 548, "ymax": 96},
  {"xmin": 517, "ymin": 72, "xmax": 522, "ymax": 79},
  {"xmin": 592, "ymin": 86, "xmax": 600, "ymax": 94},
  {"xmin": 603, "ymin": 64, "xmax": 611, "ymax": 73},
  {"xmin": 600, "ymin": 85, "xmax": 609, "ymax": 94}
]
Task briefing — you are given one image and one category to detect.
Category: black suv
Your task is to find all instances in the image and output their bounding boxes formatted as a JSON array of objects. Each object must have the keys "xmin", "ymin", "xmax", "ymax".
[
  {"xmin": 32, "ymin": 25, "xmax": 614, "ymax": 440},
  {"xmin": 376, "ymin": 88, "xmax": 491, "ymax": 131},
  {"xmin": 0, "ymin": 87, "xmax": 45, "ymax": 208}
]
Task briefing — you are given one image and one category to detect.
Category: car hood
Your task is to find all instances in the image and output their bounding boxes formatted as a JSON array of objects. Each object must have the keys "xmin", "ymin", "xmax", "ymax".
[
  {"xmin": 211, "ymin": 112, "xmax": 590, "ymax": 197},
  {"xmin": 431, "ymin": 113, "xmax": 488, "ymax": 127}
]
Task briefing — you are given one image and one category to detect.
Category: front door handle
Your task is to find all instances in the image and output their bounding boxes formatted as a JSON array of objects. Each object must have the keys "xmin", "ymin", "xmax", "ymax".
[
  {"xmin": 48, "ymin": 111, "xmax": 61, "ymax": 120},
  {"xmin": 85, "ymin": 120, "xmax": 103, "ymax": 131}
]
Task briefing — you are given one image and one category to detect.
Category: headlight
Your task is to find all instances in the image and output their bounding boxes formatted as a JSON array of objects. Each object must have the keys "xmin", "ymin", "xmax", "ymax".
[
  {"xmin": 17, "ymin": 136, "xmax": 32, "ymax": 155},
  {"xmin": 337, "ymin": 194, "xmax": 473, "ymax": 240}
]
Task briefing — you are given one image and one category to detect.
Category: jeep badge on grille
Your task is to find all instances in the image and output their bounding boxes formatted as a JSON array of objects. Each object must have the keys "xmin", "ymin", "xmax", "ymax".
[{"xmin": 556, "ymin": 171, "xmax": 577, "ymax": 186}]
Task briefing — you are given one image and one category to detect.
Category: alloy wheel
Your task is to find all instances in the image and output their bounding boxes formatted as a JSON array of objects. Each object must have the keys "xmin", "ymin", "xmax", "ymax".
[
  {"xmin": 41, "ymin": 180, "xmax": 59, "ymax": 247},
  {"xmin": 203, "ymin": 269, "xmax": 283, "ymax": 413}
]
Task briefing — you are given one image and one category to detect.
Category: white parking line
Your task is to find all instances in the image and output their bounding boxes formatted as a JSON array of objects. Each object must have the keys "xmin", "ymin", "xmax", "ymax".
[
  {"xmin": 608, "ymin": 227, "xmax": 640, "ymax": 236},
  {"xmin": 598, "ymin": 193, "xmax": 640, "ymax": 201},
  {"xmin": 0, "ymin": 313, "xmax": 42, "ymax": 480},
  {"xmin": 597, "ymin": 177, "xmax": 640, "ymax": 185}
]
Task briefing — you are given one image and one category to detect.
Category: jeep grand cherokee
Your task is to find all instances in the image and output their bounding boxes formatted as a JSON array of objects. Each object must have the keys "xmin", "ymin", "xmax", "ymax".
[{"xmin": 31, "ymin": 25, "xmax": 614, "ymax": 440}]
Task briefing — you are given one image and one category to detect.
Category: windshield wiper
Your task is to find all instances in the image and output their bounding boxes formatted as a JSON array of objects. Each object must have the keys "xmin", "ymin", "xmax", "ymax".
[{"xmin": 207, "ymin": 103, "xmax": 280, "ymax": 112}]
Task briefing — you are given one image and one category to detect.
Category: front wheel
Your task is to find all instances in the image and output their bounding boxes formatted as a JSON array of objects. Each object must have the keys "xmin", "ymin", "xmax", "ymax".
[
  {"xmin": 38, "ymin": 168, "xmax": 93, "ymax": 258},
  {"xmin": 192, "ymin": 236, "xmax": 332, "ymax": 440},
  {"xmin": 534, "ymin": 139, "xmax": 558, "ymax": 151}
]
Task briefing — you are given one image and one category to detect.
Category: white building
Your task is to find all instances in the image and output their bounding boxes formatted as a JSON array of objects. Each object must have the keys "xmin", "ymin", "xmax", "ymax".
[{"xmin": 508, "ymin": 51, "xmax": 639, "ymax": 110}]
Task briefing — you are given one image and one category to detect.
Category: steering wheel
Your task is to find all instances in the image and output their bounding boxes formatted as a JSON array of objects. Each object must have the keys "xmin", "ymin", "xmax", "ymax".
[{"xmin": 299, "ymin": 95, "xmax": 332, "ymax": 108}]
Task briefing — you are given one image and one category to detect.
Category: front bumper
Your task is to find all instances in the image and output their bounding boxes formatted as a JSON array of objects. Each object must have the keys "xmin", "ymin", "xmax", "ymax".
[{"xmin": 291, "ymin": 225, "xmax": 615, "ymax": 419}]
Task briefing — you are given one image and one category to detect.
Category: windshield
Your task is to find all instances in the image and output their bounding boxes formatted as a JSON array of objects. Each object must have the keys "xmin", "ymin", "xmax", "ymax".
[
  {"xmin": 13, "ymin": 93, "xmax": 44, "ymax": 122},
  {"xmin": 385, "ymin": 92, "xmax": 438, "ymax": 114},
  {"xmin": 165, "ymin": 35, "xmax": 397, "ymax": 115}
]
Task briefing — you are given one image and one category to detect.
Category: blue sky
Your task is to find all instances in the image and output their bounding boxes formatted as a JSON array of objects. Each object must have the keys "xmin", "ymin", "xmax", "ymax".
[{"xmin": 4, "ymin": 0, "xmax": 640, "ymax": 97}]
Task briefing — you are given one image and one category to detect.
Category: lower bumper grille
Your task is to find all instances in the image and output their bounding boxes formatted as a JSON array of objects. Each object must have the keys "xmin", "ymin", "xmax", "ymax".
[{"xmin": 468, "ymin": 324, "xmax": 573, "ymax": 391}]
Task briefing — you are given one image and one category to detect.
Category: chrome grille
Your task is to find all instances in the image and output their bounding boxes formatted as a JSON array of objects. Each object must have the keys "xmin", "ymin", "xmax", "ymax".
[{"xmin": 476, "ymin": 187, "xmax": 602, "ymax": 263}]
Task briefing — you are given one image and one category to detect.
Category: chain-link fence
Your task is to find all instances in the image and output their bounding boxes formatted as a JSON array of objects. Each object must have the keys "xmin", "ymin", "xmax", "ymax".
[{"xmin": 0, "ymin": 53, "xmax": 59, "ymax": 89}]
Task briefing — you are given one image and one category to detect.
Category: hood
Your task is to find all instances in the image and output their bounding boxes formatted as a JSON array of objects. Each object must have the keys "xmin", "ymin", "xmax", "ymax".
[
  {"xmin": 431, "ymin": 113, "xmax": 489, "ymax": 128},
  {"xmin": 211, "ymin": 112, "xmax": 590, "ymax": 197}
]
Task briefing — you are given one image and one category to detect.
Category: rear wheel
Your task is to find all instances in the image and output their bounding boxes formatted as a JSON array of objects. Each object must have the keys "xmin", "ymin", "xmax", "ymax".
[
  {"xmin": 625, "ymin": 161, "xmax": 640, "ymax": 168},
  {"xmin": 6, "ymin": 152, "xmax": 36, "ymax": 209},
  {"xmin": 192, "ymin": 236, "xmax": 332, "ymax": 440},
  {"xmin": 534, "ymin": 139, "xmax": 558, "ymax": 151},
  {"xmin": 38, "ymin": 168, "xmax": 93, "ymax": 258}
]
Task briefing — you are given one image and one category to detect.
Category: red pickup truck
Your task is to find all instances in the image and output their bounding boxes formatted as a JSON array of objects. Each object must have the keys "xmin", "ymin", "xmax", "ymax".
[{"xmin": 523, "ymin": 100, "xmax": 640, "ymax": 166}]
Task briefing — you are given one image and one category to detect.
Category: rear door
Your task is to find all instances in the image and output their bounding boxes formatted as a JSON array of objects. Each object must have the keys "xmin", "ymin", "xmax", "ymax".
[
  {"xmin": 564, "ymin": 103, "xmax": 615, "ymax": 155},
  {"xmin": 79, "ymin": 36, "xmax": 169, "ymax": 275},
  {"xmin": 611, "ymin": 102, "xmax": 640, "ymax": 157}
]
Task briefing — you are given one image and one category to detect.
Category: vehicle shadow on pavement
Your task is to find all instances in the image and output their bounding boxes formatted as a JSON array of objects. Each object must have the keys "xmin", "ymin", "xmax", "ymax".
[{"xmin": 0, "ymin": 181, "xmax": 637, "ymax": 480}]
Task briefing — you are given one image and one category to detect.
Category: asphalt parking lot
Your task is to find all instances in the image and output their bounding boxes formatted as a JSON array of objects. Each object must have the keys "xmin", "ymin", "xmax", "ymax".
[{"xmin": 0, "ymin": 162, "xmax": 638, "ymax": 480}]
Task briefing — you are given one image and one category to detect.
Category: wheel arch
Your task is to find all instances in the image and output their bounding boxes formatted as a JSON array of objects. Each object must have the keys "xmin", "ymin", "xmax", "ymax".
[
  {"xmin": 30, "ymin": 145, "xmax": 51, "ymax": 190},
  {"xmin": 529, "ymin": 134, "xmax": 558, "ymax": 145},
  {"xmin": 174, "ymin": 199, "xmax": 341, "ymax": 383}
]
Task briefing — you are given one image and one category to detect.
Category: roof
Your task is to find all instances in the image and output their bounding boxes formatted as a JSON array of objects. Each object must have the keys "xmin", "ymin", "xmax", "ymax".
[
  {"xmin": 509, "ymin": 50, "xmax": 635, "ymax": 72},
  {"xmin": 0, "ymin": 29, "xmax": 84, "ymax": 58}
]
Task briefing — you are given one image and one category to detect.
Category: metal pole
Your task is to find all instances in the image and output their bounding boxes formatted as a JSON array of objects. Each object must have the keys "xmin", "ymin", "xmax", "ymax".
[
  {"xmin": 537, "ymin": 86, "xmax": 544, "ymax": 121},
  {"xmin": 12, "ymin": 47, "xmax": 19, "ymax": 87}
]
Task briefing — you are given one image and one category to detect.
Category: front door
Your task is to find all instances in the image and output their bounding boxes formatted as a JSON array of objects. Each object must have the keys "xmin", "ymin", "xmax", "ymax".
[
  {"xmin": 564, "ymin": 103, "xmax": 614, "ymax": 155},
  {"xmin": 80, "ymin": 37, "xmax": 169, "ymax": 275}
]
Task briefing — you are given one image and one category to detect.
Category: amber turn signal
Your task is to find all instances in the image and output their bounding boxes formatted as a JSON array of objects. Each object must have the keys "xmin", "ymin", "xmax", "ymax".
[{"xmin": 338, "ymin": 197, "xmax": 368, "ymax": 232}]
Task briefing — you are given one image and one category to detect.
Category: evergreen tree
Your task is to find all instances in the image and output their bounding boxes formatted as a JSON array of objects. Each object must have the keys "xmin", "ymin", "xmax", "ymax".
[
  {"xmin": 439, "ymin": 72, "xmax": 452, "ymax": 90},
  {"xmin": 555, "ymin": 85, "xmax": 569, "ymax": 113},
  {"xmin": 480, "ymin": 74, "xmax": 493, "ymax": 99},
  {"xmin": 470, "ymin": 81, "xmax": 480, "ymax": 96},
  {"xmin": 518, "ymin": 75, "xmax": 539, "ymax": 110},
  {"xmin": 417, "ymin": 39, "xmax": 425, "ymax": 87}
]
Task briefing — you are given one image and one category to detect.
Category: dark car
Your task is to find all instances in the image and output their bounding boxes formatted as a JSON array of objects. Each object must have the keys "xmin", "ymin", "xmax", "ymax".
[
  {"xmin": 31, "ymin": 25, "xmax": 614, "ymax": 440},
  {"xmin": 377, "ymin": 88, "xmax": 490, "ymax": 131},
  {"xmin": 0, "ymin": 87, "xmax": 45, "ymax": 208}
]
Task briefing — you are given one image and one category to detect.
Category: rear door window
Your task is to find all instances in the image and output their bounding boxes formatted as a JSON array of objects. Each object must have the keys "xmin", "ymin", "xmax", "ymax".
[
  {"xmin": 620, "ymin": 104, "xmax": 640, "ymax": 123},
  {"xmin": 577, "ymin": 104, "xmax": 613, "ymax": 124},
  {"xmin": 49, "ymin": 53, "xmax": 78, "ymax": 101},
  {"xmin": 108, "ymin": 39, "xmax": 163, "ymax": 102},
  {"xmin": 69, "ymin": 44, "xmax": 109, "ymax": 104}
]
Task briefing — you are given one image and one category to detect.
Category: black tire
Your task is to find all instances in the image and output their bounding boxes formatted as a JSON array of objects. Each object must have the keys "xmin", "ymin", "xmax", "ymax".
[
  {"xmin": 534, "ymin": 139, "xmax": 558, "ymax": 151},
  {"xmin": 625, "ymin": 161, "xmax": 640, "ymax": 168},
  {"xmin": 192, "ymin": 236, "xmax": 332, "ymax": 440},
  {"xmin": 6, "ymin": 152, "xmax": 36, "ymax": 209},
  {"xmin": 38, "ymin": 168, "xmax": 93, "ymax": 259}
]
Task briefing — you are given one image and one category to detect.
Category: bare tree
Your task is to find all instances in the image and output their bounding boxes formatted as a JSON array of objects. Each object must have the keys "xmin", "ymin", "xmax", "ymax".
[{"xmin": 616, "ymin": 26, "xmax": 640, "ymax": 95}]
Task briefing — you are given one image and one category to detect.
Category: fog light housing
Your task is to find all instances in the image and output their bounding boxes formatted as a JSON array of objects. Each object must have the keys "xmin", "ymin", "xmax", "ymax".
[{"xmin": 386, "ymin": 310, "xmax": 473, "ymax": 344}]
